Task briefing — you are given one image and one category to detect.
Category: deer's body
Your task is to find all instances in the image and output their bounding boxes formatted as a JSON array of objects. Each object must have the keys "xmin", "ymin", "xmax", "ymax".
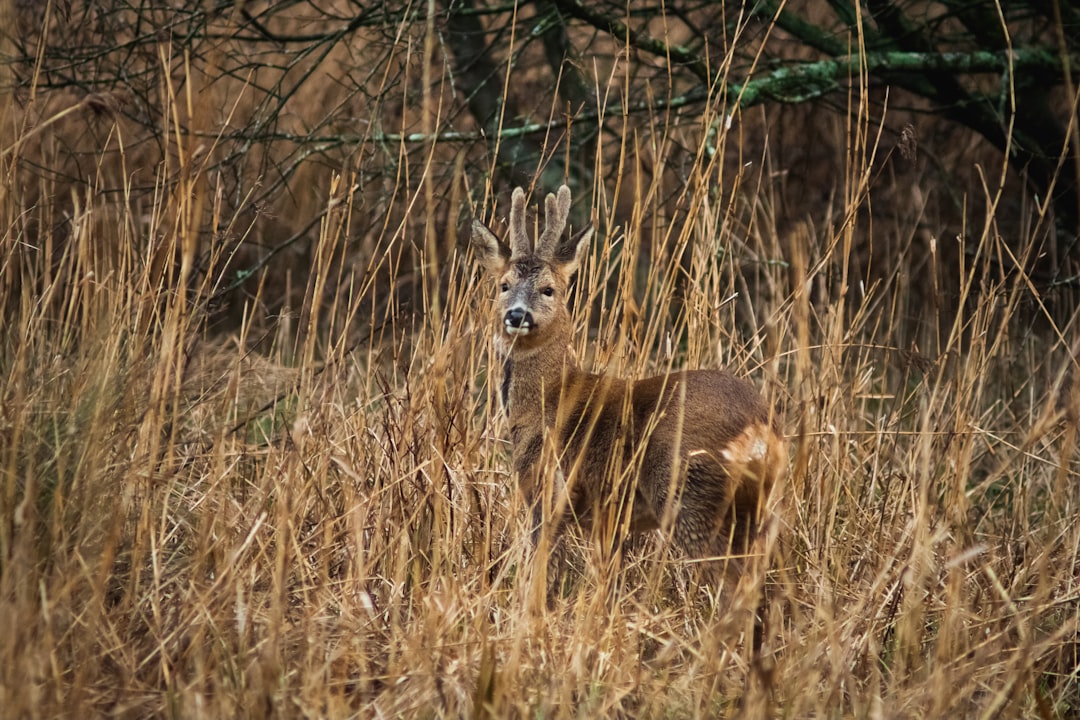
[{"xmin": 473, "ymin": 185, "xmax": 784, "ymax": 569}]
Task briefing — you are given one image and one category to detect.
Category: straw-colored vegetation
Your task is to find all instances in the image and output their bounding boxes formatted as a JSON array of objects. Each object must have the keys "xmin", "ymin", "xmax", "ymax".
[{"xmin": 1, "ymin": 2, "xmax": 1078, "ymax": 718}]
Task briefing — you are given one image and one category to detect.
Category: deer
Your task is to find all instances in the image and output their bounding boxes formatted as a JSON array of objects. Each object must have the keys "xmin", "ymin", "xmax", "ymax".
[{"xmin": 471, "ymin": 184, "xmax": 785, "ymax": 586}]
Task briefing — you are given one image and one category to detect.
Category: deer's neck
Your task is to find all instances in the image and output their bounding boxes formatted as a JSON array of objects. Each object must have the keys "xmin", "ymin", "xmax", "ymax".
[{"xmin": 499, "ymin": 336, "xmax": 582, "ymax": 425}]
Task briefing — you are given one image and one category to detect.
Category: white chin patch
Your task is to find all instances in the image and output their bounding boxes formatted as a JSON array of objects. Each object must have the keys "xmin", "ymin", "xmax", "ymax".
[{"xmin": 504, "ymin": 323, "xmax": 531, "ymax": 336}]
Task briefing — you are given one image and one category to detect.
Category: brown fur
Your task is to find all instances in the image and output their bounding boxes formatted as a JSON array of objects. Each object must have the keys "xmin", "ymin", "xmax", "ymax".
[{"xmin": 472, "ymin": 185, "xmax": 784, "ymax": 574}]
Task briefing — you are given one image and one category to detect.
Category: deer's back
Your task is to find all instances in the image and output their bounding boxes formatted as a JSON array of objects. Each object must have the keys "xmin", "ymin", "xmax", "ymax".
[{"xmin": 558, "ymin": 368, "xmax": 782, "ymax": 519}]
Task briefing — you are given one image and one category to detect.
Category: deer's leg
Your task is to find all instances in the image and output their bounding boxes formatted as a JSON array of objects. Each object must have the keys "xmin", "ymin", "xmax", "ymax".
[
  {"xmin": 523, "ymin": 468, "xmax": 578, "ymax": 601},
  {"xmin": 667, "ymin": 458, "xmax": 758, "ymax": 589}
]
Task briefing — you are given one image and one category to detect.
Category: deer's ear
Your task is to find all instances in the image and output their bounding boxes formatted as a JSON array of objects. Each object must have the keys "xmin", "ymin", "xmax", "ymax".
[
  {"xmin": 555, "ymin": 225, "xmax": 593, "ymax": 277},
  {"xmin": 472, "ymin": 220, "xmax": 511, "ymax": 275}
]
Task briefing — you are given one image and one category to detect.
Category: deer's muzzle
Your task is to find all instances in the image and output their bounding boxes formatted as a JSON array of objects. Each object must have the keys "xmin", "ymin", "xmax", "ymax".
[{"xmin": 504, "ymin": 307, "xmax": 534, "ymax": 335}]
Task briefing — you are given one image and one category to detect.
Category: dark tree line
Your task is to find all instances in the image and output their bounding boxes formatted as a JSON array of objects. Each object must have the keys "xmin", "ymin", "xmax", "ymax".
[{"xmin": 5, "ymin": 1, "xmax": 1079, "ymax": 272}]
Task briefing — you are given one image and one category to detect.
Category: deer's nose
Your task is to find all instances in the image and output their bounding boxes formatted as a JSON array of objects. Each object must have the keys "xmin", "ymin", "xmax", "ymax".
[{"xmin": 504, "ymin": 307, "xmax": 534, "ymax": 332}]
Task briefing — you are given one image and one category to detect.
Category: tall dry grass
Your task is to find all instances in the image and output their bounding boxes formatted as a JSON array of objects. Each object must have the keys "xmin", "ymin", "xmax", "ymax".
[{"xmin": 2, "ymin": 7, "xmax": 1079, "ymax": 720}]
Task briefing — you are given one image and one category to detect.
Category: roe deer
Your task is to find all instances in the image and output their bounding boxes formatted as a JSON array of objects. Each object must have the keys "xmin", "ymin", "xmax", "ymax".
[{"xmin": 472, "ymin": 184, "xmax": 785, "ymax": 580}]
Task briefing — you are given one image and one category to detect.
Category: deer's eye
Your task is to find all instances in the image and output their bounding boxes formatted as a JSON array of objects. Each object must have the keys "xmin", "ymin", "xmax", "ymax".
[
  {"xmin": 541, "ymin": 287, "xmax": 555, "ymax": 297},
  {"xmin": 500, "ymin": 282, "xmax": 510, "ymax": 293}
]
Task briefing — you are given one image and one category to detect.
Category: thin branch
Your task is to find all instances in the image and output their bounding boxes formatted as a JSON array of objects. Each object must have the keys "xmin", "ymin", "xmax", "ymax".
[{"xmin": 548, "ymin": 0, "xmax": 711, "ymax": 83}]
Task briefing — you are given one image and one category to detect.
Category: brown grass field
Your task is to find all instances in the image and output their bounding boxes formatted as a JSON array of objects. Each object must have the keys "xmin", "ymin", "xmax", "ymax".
[{"xmin": 1, "ymin": 2, "xmax": 1078, "ymax": 718}]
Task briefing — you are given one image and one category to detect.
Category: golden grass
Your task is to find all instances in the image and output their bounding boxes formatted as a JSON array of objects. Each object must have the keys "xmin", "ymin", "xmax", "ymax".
[{"xmin": 2, "ymin": 9, "xmax": 1079, "ymax": 720}]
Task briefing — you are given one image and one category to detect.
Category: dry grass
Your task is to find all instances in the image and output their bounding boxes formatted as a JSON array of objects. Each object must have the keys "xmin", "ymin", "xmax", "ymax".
[{"xmin": 2, "ymin": 6, "xmax": 1079, "ymax": 719}]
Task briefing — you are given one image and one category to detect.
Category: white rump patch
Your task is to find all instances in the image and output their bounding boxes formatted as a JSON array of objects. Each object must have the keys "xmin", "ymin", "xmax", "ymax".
[{"xmin": 721, "ymin": 425, "xmax": 772, "ymax": 464}]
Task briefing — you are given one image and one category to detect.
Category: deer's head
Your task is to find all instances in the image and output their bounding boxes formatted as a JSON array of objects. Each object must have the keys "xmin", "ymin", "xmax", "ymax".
[{"xmin": 472, "ymin": 185, "xmax": 594, "ymax": 354}]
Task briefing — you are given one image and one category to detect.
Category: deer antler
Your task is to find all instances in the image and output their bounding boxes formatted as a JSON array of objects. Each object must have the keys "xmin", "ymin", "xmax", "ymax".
[
  {"xmin": 508, "ymin": 187, "xmax": 530, "ymax": 258},
  {"xmin": 535, "ymin": 185, "xmax": 572, "ymax": 259}
]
